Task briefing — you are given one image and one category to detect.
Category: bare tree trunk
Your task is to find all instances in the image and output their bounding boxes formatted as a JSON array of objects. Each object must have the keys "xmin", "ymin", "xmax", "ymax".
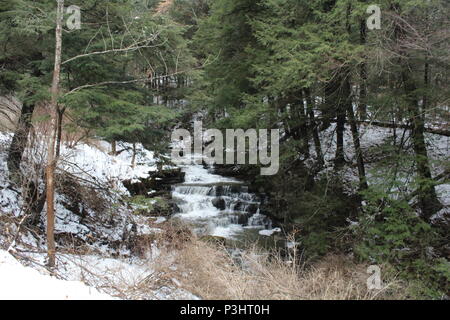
[
  {"xmin": 298, "ymin": 92, "xmax": 310, "ymax": 160},
  {"xmin": 55, "ymin": 107, "xmax": 65, "ymax": 158},
  {"xmin": 304, "ymin": 88, "xmax": 324, "ymax": 167},
  {"xmin": 402, "ymin": 66, "xmax": 441, "ymax": 220},
  {"xmin": 324, "ymin": 72, "xmax": 346, "ymax": 169},
  {"xmin": 358, "ymin": 19, "xmax": 368, "ymax": 121},
  {"xmin": 111, "ymin": 140, "xmax": 117, "ymax": 155},
  {"xmin": 323, "ymin": 80, "xmax": 336, "ymax": 131},
  {"xmin": 290, "ymin": 90, "xmax": 310, "ymax": 159},
  {"xmin": 392, "ymin": 4, "xmax": 441, "ymax": 221},
  {"xmin": 24, "ymin": 180, "xmax": 47, "ymax": 227},
  {"xmin": 131, "ymin": 143, "xmax": 137, "ymax": 168},
  {"xmin": 347, "ymin": 103, "xmax": 368, "ymax": 190},
  {"xmin": 7, "ymin": 101, "xmax": 35, "ymax": 183},
  {"xmin": 45, "ymin": 0, "xmax": 64, "ymax": 267},
  {"xmin": 423, "ymin": 59, "xmax": 429, "ymax": 119},
  {"xmin": 334, "ymin": 75, "xmax": 348, "ymax": 169},
  {"xmin": 335, "ymin": 5, "xmax": 353, "ymax": 170}
]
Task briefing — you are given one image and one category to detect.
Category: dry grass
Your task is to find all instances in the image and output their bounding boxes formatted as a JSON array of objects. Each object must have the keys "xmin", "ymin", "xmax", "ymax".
[
  {"xmin": 2, "ymin": 212, "xmax": 410, "ymax": 300},
  {"xmin": 162, "ymin": 238, "xmax": 409, "ymax": 300}
]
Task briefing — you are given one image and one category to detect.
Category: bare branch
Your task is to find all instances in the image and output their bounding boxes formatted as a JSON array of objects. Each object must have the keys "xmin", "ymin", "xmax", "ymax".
[{"xmin": 61, "ymin": 38, "xmax": 164, "ymax": 65}]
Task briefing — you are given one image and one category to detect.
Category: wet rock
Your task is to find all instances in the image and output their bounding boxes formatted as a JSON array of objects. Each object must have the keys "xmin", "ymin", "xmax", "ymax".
[
  {"xmin": 123, "ymin": 178, "xmax": 154, "ymax": 196},
  {"xmin": 237, "ymin": 212, "xmax": 252, "ymax": 225},
  {"xmin": 123, "ymin": 168, "xmax": 185, "ymax": 196},
  {"xmin": 230, "ymin": 185, "xmax": 242, "ymax": 194},
  {"xmin": 246, "ymin": 203, "xmax": 259, "ymax": 214},
  {"xmin": 152, "ymin": 168, "xmax": 185, "ymax": 190},
  {"xmin": 171, "ymin": 202, "xmax": 181, "ymax": 214},
  {"xmin": 212, "ymin": 197, "xmax": 226, "ymax": 210}
]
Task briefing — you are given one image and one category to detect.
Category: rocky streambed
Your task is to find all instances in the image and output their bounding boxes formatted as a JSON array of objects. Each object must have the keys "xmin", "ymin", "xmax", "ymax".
[{"xmin": 122, "ymin": 162, "xmax": 284, "ymax": 247}]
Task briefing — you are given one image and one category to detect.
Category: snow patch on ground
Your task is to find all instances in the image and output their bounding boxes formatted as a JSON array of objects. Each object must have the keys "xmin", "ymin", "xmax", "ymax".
[
  {"xmin": 259, "ymin": 228, "xmax": 282, "ymax": 237},
  {"xmin": 0, "ymin": 250, "xmax": 113, "ymax": 300},
  {"xmin": 0, "ymin": 132, "xmax": 199, "ymax": 300},
  {"xmin": 59, "ymin": 141, "xmax": 158, "ymax": 195},
  {"xmin": 316, "ymin": 123, "xmax": 449, "ymax": 206}
]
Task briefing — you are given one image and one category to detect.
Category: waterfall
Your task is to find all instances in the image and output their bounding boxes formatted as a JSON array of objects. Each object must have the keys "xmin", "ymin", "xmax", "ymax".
[{"xmin": 171, "ymin": 162, "xmax": 272, "ymax": 239}]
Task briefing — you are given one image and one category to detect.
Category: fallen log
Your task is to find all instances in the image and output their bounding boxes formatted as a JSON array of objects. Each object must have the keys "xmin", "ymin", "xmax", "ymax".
[{"xmin": 359, "ymin": 121, "xmax": 450, "ymax": 137}]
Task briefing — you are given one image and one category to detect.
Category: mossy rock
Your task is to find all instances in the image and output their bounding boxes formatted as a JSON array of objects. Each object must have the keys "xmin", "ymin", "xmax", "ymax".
[{"xmin": 128, "ymin": 196, "xmax": 171, "ymax": 217}]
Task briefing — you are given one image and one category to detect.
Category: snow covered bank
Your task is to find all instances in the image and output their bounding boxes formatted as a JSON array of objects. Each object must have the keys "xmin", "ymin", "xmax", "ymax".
[
  {"xmin": 0, "ymin": 132, "xmax": 200, "ymax": 300},
  {"xmin": 59, "ymin": 140, "xmax": 159, "ymax": 195},
  {"xmin": 0, "ymin": 132, "xmax": 168, "ymax": 253},
  {"xmin": 318, "ymin": 123, "xmax": 449, "ymax": 205},
  {"xmin": 0, "ymin": 250, "xmax": 113, "ymax": 300},
  {"xmin": 0, "ymin": 133, "xmax": 160, "ymax": 217}
]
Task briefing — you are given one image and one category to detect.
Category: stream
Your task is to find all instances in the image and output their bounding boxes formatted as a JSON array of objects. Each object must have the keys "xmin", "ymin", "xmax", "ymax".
[{"xmin": 171, "ymin": 158, "xmax": 280, "ymax": 245}]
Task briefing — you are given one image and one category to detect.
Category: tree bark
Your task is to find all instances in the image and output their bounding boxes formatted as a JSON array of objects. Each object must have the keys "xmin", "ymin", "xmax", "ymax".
[
  {"xmin": 335, "ymin": 74, "xmax": 348, "ymax": 169},
  {"xmin": 55, "ymin": 107, "xmax": 65, "ymax": 158},
  {"xmin": 299, "ymin": 102, "xmax": 310, "ymax": 160},
  {"xmin": 402, "ymin": 67, "xmax": 441, "ymax": 220},
  {"xmin": 7, "ymin": 101, "xmax": 35, "ymax": 183},
  {"xmin": 392, "ymin": 4, "xmax": 442, "ymax": 221},
  {"xmin": 304, "ymin": 88, "xmax": 324, "ymax": 167},
  {"xmin": 358, "ymin": 19, "xmax": 368, "ymax": 121},
  {"xmin": 131, "ymin": 143, "xmax": 137, "ymax": 168},
  {"xmin": 111, "ymin": 140, "xmax": 117, "ymax": 155},
  {"xmin": 294, "ymin": 90, "xmax": 310, "ymax": 159},
  {"xmin": 45, "ymin": 0, "xmax": 64, "ymax": 268},
  {"xmin": 347, "ymin": 102, "xmax": 368, "ymax": 190},
  {"xmin": 24, "ymin": 180, "xmax": 47, "ymax": 227},
  {"xmin": 324, "ymin": 69, "xmax": 347, "ymax": 169}
]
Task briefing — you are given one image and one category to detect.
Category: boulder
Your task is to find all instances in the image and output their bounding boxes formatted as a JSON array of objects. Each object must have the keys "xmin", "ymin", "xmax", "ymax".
[
  {"xmin": 122, "ymin": 168, "xmax": 185, "ymax": 196},
  {"xmin": 212, "ymin": 197, "xmax": 226, "ymax": 210}
]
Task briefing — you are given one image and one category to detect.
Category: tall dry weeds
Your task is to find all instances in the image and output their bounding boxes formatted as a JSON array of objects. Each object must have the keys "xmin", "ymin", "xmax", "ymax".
[{"xmin": 164, "ymin": 238, "xmax": 408, "ymax": 300}]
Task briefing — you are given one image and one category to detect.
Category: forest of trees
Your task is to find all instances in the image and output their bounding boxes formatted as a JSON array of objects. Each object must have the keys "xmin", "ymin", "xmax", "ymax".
[
  {"xmin": 0, "ymin": 0, "xmax": 449, "ymax": 298},
  {"xmin": 181, "ymin": 0, "xmax": 450, "ymax": 297}
]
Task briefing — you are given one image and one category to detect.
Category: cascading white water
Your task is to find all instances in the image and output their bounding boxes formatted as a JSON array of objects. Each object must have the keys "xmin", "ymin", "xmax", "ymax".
[{"xmin": 171, "ymin": 161, "xmax": 272, "ymax": 239}]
